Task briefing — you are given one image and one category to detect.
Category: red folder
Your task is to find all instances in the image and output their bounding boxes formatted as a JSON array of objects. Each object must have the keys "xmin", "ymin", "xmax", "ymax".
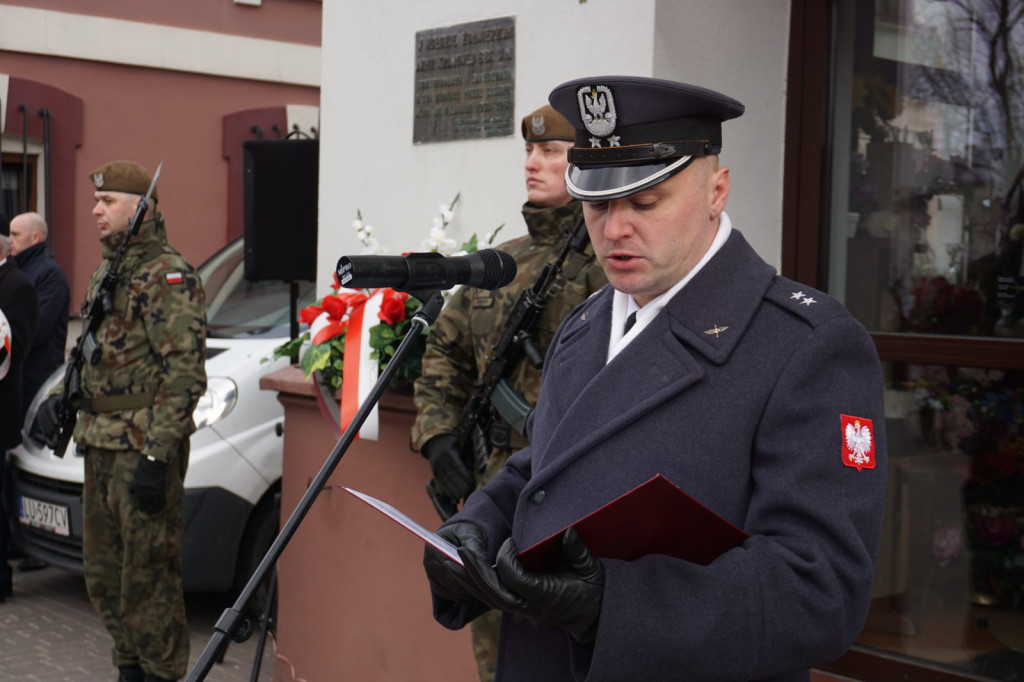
[{"xmin": 517, "ymin": 474, "xmax": 749, "ymax": 573}]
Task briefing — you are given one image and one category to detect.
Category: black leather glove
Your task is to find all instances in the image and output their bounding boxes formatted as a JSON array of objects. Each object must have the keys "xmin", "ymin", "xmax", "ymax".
[
  {"xmin": 495, "ymin": 527, "xmax": 604, "ymax": 643},
  {"xmin": 424, "ymin": 522, "xmax": 487, "ymax": 602},
  {"xmin": 423, "ymin": 434, "xmax": 475, "ymax": 502},
  {"xmin": 423, "ymin": 522, "xmax": 493, "ymax": 622},
  {"xmin": 131, "ymin": 456, "xmax": 167, "ymax": 514},
  {"xmin": 30, "ymin": 395, "xmax": 65, "ymax": 449},
  {"xmin": 456, "ymin": 530, "xmax": 529, "ymax": 615}
]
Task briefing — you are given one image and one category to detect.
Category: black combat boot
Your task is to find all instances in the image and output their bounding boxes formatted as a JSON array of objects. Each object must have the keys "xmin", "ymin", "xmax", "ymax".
[{"xmin": 117, "ymin": 665, "xmax": 144, "ymax": 682}]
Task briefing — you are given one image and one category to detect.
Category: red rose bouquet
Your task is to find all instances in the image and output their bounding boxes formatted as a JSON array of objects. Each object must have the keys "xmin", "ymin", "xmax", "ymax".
[{"xmin": 271, "ymin": 281, "xmax": 424, "ymax": 391}]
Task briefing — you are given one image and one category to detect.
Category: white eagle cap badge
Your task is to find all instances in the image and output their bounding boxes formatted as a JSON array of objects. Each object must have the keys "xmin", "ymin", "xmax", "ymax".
[
  {"xmin": 531, "ymin": 115, "xmax": 547, "ymax": 137},
  {"xmin": 577, "ymin": 84, "xmax": 619, "ymax": 147},
  {"xmin": 841, "ymin": 414, "xmax": 875, "ymax": 471},
  {"xmin": 92, "ymin": 172, "xmax": 104, "ymax": 189}
]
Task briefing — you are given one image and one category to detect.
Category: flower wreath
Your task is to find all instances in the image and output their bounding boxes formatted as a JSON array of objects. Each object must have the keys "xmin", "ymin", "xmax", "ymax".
[{"xmin": 269, "ymin": 194, "xmax": 502, "ymax": 392}]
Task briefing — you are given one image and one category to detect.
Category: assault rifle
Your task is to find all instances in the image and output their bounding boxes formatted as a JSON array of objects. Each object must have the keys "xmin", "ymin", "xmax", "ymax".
[
  {"xmin": 427, "ymin": 215, "xmax": 592, "ymax": 519},
  {"xmin": 49, "ymin": 163, "xmax": 162, "ymax": 458}
]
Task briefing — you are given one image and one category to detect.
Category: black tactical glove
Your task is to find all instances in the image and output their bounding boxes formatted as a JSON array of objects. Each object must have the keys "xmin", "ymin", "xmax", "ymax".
[
  {"xmin": 131, "ymin": 456, "xmax": 167, "ymax": 514},
  {"xmin": 495, "ymin": 527, "xmax": 604, "ymax": 643},
  {"xmin": 422, "ymin": 521, "xmax": 495, "ymax": 621},
  {"xmin": 30, "ymin": 395, "xmax": 65, "ymax": 449},
  {"xmin": 422, "ymin": 434, "xmax": 475, "ymax": 502}
]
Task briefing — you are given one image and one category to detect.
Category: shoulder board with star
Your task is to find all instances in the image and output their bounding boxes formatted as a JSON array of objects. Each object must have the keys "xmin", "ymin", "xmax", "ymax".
[{"xmin": 764, "ymin": 276, "xmax": 846, "ymax": 326}]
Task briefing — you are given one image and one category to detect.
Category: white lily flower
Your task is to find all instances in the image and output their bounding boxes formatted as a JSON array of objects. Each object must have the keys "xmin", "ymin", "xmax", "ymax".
[{"xmin": 362, "ymin": 238, "xmax": 388, "ymax": 255}]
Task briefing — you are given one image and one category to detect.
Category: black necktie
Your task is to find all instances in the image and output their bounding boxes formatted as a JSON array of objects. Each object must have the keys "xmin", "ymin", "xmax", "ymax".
[{"xmin": 624, "ymin": 312, "xmax": 637, "ymax": 335}]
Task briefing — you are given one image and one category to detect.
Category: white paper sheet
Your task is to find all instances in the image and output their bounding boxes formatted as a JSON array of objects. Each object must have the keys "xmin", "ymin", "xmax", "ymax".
[{"xmin": 340, "ymin": 486, "xmax": 463, "ymax": 566}]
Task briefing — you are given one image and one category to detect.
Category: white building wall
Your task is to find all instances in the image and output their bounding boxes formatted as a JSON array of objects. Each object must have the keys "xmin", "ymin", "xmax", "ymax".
[
  {"xmin": 318, "ymin": 0, "xmax": 790, "ymax": 291},
  {"xmin": 653, "ymin": 0, "xmax": 792, "ymax": 267}
]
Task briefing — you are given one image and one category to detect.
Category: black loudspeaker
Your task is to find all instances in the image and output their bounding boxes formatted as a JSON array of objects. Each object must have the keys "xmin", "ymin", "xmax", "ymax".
[{"xmin": 242, "ymin": 139, "xmax": 319, "ymax": 281}]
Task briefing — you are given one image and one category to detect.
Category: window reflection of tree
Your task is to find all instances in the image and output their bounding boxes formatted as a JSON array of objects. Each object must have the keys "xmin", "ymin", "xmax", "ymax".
[
  {"xmin": 849, "ymin": 0, "xmax": 1024, "ymax": 338},
  {"xmin": 914, "ymin": 0, "xmax": 1024, "ymax": 337}
]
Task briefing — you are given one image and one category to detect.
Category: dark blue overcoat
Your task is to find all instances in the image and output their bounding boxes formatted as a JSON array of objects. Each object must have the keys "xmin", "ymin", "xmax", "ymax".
[
  {"xmin": 15, "ymin": 242, "xmax": 70, "ymax": 409},
  {"xmin": 433, "ymin": 230, "xmax": 888, "ymax": 681}
]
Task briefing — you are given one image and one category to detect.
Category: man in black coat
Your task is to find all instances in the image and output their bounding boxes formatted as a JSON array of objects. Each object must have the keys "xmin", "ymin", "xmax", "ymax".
[
  {"xmin": 8, "ymin": 212, "xmax": 70, "ymax": 413},
  {"xmin": 423, "ymin": 77, "xmax": 888, "ymax": 681},
  {"xmin": 0, "ymin": 215, "xmax": 40, "ymax": 602}
]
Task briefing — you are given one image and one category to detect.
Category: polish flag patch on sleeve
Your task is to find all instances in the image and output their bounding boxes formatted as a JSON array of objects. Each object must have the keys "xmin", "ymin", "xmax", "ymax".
[
  {"xmin": 841, "ymin": 414, "xmax": 875, "ymax": 471},
  {"xmin": 165, "ymin": 271, "xmax": 184, "ymax": 285}
]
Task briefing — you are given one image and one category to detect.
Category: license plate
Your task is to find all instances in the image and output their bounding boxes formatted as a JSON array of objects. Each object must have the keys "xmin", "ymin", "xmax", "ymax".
[{"xmin": 18, "ymin": 495, "xmax": 71, "ymax": 537}]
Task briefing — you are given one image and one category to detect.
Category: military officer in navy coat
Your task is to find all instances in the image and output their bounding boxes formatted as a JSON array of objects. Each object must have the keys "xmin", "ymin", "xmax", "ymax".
[{"xmin": 423, "ymin": 76, "xmax": 888, "ymax": 682}]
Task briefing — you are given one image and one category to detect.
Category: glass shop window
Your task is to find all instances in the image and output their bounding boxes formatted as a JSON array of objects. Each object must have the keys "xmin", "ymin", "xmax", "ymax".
[
  {"xmin": 865, "ymin": 361, "xmax": 1023, "ymax": 679},
  {"xmin": 827, "ymin": 0, "xmax": 1024, "ymax": 339},
  {"xmin": 825, "ymin": 2, "xmax": 1024, "ymax": 680}
]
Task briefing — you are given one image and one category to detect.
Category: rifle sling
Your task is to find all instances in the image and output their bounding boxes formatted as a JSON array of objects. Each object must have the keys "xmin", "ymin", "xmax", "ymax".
[
  {"xmin": 80, "ymin": 391, "xmax": 156, "ymax": 413},
  {"xmin": 560, "ymin": 249, "xmax": 593, "ymax": 280}
]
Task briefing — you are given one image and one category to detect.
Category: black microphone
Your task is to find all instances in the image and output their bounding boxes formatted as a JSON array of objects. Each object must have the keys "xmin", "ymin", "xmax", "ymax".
[{"xmin": 336, "ymin": 249, "xmax": 517, "ymax": 291}]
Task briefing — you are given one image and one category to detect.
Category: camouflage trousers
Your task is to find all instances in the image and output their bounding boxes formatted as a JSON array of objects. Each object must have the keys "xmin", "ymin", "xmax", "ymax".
[{"xmin": 82, "ymin": 444, "xmax": 189, "ymax": 680}]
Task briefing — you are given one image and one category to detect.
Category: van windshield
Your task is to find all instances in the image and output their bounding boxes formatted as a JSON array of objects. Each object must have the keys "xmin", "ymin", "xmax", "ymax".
[{"xmin": 197, "ymin": 238, "xmax": 316, "ymax": 339}]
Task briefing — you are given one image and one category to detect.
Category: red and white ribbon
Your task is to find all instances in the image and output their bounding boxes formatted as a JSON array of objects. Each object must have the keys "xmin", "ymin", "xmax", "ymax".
[{"xmin": 339, "ymin": 290, "xmax": 382, "ymax": 440}]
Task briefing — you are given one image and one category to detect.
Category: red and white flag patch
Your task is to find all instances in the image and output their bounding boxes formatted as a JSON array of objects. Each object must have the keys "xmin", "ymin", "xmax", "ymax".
[
  {"xmin": 841, "ymin": 414, "xmax": 875, "ymax": 471},
  {"xmin": 165, "ymin": 271, "xmax": 184, "ymax": 285}
]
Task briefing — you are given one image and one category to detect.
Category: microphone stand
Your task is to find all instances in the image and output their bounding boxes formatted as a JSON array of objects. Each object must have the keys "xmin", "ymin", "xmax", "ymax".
[{"xmin": 185, "ymin": 289, "xmax": 446, "ymax": 682}]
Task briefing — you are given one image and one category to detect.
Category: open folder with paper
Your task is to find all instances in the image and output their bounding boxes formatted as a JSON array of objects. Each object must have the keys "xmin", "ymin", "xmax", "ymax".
[{"xmin": 340, "ymin": 474, "xmax": 748, "ymax": 572}]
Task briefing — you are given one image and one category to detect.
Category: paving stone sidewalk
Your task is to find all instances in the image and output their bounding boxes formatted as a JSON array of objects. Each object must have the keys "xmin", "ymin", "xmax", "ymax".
[{"xmin": 0, "ymin": 562, "xmax": 276, "ymax": 682}]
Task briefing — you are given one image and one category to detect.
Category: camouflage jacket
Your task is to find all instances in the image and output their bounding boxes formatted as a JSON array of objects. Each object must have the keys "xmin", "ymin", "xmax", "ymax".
[
  {"xmin": 75, "ymin": 215, "xmax": 207, "ymax": 462},
  {"xmin": 412, "ymin": 200, "xmax": 607, "ymax": 474}
]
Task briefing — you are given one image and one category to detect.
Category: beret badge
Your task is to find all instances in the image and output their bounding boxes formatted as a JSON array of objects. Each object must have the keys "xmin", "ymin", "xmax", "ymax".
[
  {"xmin": 92, "ymin": 172, "xmax": 104, "ymax": 189},
  {"xmin": 531, "ymin": 115, "xmax": 547, "ymax": 137}
]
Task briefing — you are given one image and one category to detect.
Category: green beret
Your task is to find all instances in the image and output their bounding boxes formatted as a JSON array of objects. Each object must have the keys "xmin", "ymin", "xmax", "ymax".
[
  {"xmin": 89, "ymin": 161, "xmax": 158, "ymax": 202},
  {"xmin": 521, "ymin": 104, "xmax": 574, "ymax": 143}
]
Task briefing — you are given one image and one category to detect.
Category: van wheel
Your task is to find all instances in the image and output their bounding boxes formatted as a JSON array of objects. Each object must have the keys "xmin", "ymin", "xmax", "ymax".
[{"xmin": 234, "ymin": 489, "xmax": 280, "ymax": 625}]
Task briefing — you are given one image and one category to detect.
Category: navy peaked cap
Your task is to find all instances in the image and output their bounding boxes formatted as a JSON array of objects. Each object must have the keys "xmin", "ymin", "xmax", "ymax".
[{"xmin": 548, "ymin": 76, "xmax": 744, "ymax": 200}]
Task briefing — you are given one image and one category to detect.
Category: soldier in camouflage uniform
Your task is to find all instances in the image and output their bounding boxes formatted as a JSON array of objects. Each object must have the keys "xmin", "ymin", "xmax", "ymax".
[
  {"xmin": 74, "ymin": 161, "xmax": 206, "ymax": 682},
  {"xmin": 412, "ymin": 105, "xmax": 607, "ymax": 682}
]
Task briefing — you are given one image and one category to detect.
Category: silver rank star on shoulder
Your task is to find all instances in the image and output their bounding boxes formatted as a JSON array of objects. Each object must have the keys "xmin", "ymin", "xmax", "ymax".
[{"xmin": 791, "ymin": 291, "xmax": 817, "ymax": 306}]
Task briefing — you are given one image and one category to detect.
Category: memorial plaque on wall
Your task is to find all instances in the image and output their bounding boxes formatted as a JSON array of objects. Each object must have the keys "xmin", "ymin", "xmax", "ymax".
[{"xmin": 413, "ymin": 16, "xmax": 515, "ymax": 143}]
